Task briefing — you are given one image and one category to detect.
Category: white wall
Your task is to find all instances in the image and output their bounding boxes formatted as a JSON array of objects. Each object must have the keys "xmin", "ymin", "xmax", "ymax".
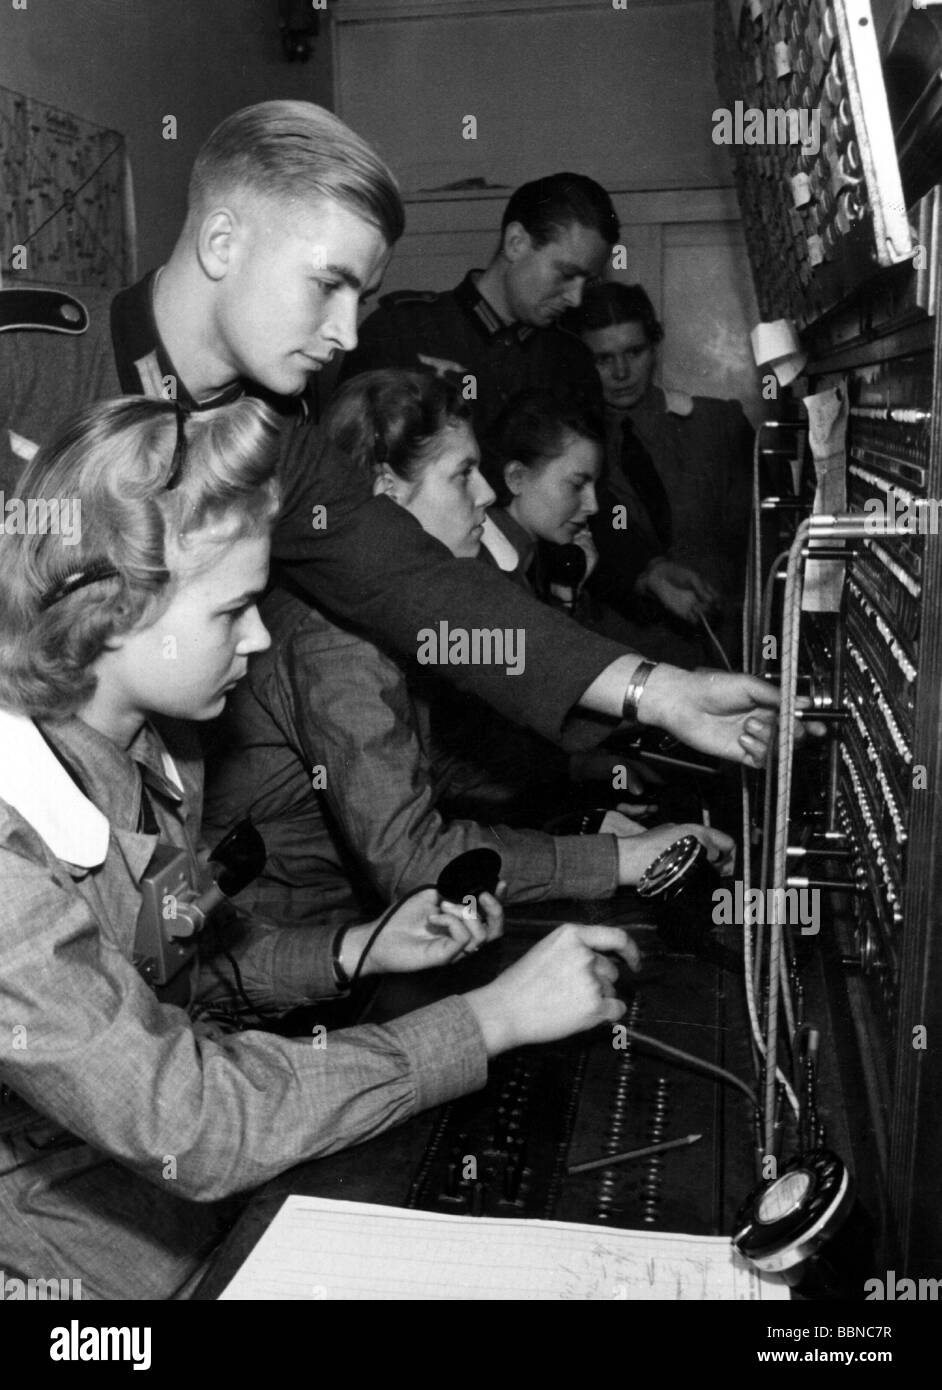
[
  {"xmin": 334, "ymin": 0, "xmax": 732, "ymax": 195},
  {"xmin": 0, "ymin": 0, "xmax": 759, "ymax": 412},
  {"xmin": 330, "ymin": 0, "xmax": 760, "ymax": 414}
]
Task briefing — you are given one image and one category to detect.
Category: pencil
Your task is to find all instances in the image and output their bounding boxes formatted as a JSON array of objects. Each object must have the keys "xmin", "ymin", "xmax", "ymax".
[{"xmin": 567, "ymin": 1132, "xmax": 703, "ymax": 1175}]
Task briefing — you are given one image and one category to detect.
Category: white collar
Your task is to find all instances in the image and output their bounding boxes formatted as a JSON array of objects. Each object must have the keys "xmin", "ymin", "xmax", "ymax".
[
  {"xmin": 0, "ymin": 709, "xmax": 110, "ymax": 867},
  {"xmin": 479, "ymin": 514, "xmax": 520, "ymax": 572},
  {"xmin": 0, "ymin": 713, "xmax": 183, "ymax": 866}
]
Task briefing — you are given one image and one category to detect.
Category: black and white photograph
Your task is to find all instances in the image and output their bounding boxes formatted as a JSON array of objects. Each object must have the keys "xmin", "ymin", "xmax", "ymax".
[{"xmin": 0, "ymin": 0, "xmax": 939, "ymax": 1357}]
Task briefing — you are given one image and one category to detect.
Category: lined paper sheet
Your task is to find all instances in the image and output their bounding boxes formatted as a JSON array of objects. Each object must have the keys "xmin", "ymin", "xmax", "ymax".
[{"xmin": 218, "ymin": 1196, "xmax": 790, "ymax": 1300}]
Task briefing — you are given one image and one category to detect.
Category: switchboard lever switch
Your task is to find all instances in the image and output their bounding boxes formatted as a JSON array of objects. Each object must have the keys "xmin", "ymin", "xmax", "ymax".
[
  {"xmin": 787, "ymin": 845, "xmax": 851, "ymax": 858},
  {"xmin": 786, "ymin": 877, "xmax": 862, "ymax": 892}
]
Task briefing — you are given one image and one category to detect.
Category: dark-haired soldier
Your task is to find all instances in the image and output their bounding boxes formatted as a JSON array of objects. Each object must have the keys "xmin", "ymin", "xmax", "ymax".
[
  {"xmin": 340, "ymin": 172, "xmax": 716, "ymax": 638},
  {"xmin": 340, "ymin": 174, "xmax": 614, "ymax": 433}
]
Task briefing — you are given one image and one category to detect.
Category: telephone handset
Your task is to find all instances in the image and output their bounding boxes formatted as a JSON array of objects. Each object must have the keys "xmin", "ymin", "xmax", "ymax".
[
  {"xmin": 436, "ymin": 848, "xmax": 502, "ymax": 904},
  {"xmin": 542, "ymin": 542, "xmax": 588, "ymax": 590},
  {"xmin": 134, "ymin": 820, "xmax": 267, "ymax": 988},
  {"xmin": 340, "ymin": 850, "xmax": 505, "ymax": 990}
]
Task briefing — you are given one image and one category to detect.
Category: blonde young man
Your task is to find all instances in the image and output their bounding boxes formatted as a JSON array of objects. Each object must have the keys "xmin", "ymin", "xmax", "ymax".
[{"xmin": 3, "ymin": 101, "xmax": 786, "ymax": 772}]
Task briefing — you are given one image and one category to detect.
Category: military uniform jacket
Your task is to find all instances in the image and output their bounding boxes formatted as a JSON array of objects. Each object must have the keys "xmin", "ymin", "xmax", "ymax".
[
  {"xmin": 340, "ymin": 271, "xmax": 604, "ymax": 432},
  {"xmin": 108, "ymin": 271, "xmax": 628, "ymax": 749}
]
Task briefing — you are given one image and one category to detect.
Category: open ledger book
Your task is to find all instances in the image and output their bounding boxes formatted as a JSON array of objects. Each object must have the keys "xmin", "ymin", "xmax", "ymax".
[{"xmin": 218, "ymin": 1195, "xmax": 790, "ymax": 1300}]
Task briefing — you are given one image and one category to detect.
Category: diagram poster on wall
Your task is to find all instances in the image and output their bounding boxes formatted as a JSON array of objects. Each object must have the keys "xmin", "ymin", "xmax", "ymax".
[{"xmin": 0, "ymin": 84, "xmax": 135, "ymax": 288}]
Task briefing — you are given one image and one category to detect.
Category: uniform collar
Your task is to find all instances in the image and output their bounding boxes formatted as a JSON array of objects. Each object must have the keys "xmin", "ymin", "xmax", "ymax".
[
  {"xmin": 0, "ymin": 711, "xmax": 183, "ymax": 870},
  {"xmin": 110, "ymin": 270, "xmax": 242, "ymax": 410},
  {"xmin": 453, "ymin": 272, "xmax": 535, "ymax": 345},
  {"xmin": 110, "ymin": 270, "xmax": 309, "ymax": 420}
]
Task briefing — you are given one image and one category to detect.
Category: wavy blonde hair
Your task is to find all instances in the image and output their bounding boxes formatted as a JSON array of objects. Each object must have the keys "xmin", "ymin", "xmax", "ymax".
[{"xmin": 0, "ymin": 396, "xmax": 281, "ymax": 720}]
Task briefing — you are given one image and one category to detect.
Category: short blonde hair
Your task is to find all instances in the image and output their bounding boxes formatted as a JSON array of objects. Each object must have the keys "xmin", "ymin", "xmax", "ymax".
[
  {"xmin": 188, "ymin": 101, "xmax": 404, "ymax": 245},
  {"xmin": 0, "ymin": 396, "xmax": 281, "ymax": 720}
]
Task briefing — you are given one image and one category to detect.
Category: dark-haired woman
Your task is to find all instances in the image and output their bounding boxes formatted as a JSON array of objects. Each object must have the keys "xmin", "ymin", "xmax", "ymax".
[{"xmin": 204, "ymin": 370, "xmax": 733, "ymax": 932}]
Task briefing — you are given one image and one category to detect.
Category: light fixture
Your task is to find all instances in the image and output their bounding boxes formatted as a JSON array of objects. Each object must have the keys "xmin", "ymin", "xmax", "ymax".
[{"xmin": 278, "ymin": 0, "xmax": 321, "ymax": 63}]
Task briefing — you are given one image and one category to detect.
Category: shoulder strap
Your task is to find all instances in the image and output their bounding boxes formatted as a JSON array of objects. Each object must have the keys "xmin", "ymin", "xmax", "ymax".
[
  {"xmin": 663, "ymin": 388, "xmax": 694, "ymax": 417},
  {"xmin": 0, "ymin": 287, "xmax": 88, "ymax": 335}
]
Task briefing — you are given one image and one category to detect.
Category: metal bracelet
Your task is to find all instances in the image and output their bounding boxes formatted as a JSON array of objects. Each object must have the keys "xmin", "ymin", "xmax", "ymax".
[{"xmin": 621, "ymin": 659, "xmax": 659, "ymax": 725}]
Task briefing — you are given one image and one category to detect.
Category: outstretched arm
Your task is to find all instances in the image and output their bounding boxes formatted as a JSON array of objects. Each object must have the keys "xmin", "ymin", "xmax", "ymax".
[{"xmin": 274, "ymin": 418, "xmax": 790, "ymax": 768}]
